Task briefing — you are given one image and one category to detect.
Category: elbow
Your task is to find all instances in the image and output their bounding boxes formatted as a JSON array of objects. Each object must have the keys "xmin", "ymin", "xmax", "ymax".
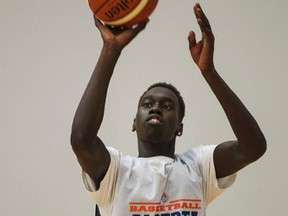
[
  {"xmin": 258, "ymin": 135, "xmax": 267, "ymax": 158},
  {"xmin": 249, "ymin": 134, "xmax": 267, "ymax": 162}
]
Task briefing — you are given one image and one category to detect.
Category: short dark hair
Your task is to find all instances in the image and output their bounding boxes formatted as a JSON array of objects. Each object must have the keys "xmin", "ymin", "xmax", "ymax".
[{"xmin": 138, "ymin": 82, "xmax": 185, "ymax": 121}]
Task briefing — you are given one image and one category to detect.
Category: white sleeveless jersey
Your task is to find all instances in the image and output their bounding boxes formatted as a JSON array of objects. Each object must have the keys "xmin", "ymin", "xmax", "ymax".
[{"xmin": 82, "ymin": 145, "xmax": 236, "ymax": 216}]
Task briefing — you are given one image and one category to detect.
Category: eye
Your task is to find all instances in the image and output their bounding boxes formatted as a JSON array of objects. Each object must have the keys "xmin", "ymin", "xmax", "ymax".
[
  {"xmin": 163, "ymin": 104, "xmax": 172, "ymax": 111},
  {"xmin": 142, "ymin": 101, "xmax": 153, "ymax": 108}
]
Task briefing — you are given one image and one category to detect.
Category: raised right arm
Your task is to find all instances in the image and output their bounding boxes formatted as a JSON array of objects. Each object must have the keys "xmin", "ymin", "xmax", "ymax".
[{"xmin": 70, "ymin": 17, "xmax": 148, "ymax": 187}]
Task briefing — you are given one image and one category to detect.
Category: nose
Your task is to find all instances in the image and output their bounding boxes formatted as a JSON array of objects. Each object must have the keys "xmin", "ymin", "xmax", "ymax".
[{"xmin": 149, "ymin": 104, "xmax": 162, "ymax": 115}]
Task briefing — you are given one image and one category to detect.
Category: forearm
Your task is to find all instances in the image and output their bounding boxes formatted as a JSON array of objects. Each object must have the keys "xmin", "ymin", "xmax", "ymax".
[
  {"xmin": 71, "ymin": 45, "xmax": 121, "ymax": 142},
  {"xmin": 202, "ymin": 69, "xmax": 266, "ymax": 157}
]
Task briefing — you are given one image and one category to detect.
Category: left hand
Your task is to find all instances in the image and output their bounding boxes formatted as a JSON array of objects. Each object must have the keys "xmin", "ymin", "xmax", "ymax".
[{"xmin": 188, "ymin": 4, "xmax": 215, "ymax": 74}]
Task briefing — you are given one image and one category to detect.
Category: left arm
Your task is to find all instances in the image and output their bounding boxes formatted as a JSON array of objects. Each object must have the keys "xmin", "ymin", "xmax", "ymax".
[{"xmin": 188, "ymin": 4, "xmax": 266, "ymax": 178}]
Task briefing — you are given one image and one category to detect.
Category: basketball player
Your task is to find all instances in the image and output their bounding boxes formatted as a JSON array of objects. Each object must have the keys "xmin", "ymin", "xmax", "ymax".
[{"xmin": 71, "ymin": 3, "xmax": 266, "ymax": 216}]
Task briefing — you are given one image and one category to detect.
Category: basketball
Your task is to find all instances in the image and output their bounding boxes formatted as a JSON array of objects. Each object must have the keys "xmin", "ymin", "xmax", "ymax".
[{"xmin": 88, "ymin": 0, "xmax": 159, "ymax": 27}]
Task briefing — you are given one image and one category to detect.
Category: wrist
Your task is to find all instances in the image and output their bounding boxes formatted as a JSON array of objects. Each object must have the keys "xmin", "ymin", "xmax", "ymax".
[
  {"xmin": 102, "ymin": 42, "xmax": 122, "ymax": 57},
  {"xmin": 201, "ymin": 67, "xmax": 217, "ymax": 79}
]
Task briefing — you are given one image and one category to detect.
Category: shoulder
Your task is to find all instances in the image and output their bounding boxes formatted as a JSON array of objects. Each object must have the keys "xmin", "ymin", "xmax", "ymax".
[
  {"xmin": 106, "ymin": 146, "xmax": 138, "ymax": 167},
  {"xmin": 173, "ymin": 145, "xmax": 217, "ymax": 174},
  {"xmin": 106, "ymin": 146, "xmax": 132, "ymax": 160},
  {"xmin": 178, "ymin": 144, "xmax": 217, "ymax": 161}
]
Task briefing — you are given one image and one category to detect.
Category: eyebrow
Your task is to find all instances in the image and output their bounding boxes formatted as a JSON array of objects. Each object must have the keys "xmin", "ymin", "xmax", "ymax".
[{"xmin": 141, "ymin": 95, "xmax": 176, "ymax": 104}]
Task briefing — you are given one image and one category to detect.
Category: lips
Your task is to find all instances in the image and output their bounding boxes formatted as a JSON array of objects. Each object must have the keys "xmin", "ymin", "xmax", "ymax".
[{"xmin": 146, "ymin": 115, "xmax": 163, "ymax": 125}]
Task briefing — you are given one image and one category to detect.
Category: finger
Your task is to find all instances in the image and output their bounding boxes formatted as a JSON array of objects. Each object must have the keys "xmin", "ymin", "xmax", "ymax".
[
  {"xmin": 194, "ymin": 4, "xmax": 212, "ymax": 32},
  {"xmin": 107, "ymin": 26, "xmax": 122, "ymax": 35},
  {"xmin": 94, "ymin": 15, "xmax": 104, "ymax": 28},
  {"xmin": 188, "ymin": 31, "xmax": 197, "ymax": 49},
  {"xmin": 129, "ymin": 19, "xmax": 149, "ymax": 35},
  {"xmin": 197, "ymin": 19, "xmax": 211, "ymax": 34},
  {"xmin": 197, "ymin": 4, "xmax": 211, "ymax": 28},
  {"xmin": 136, "ymin": 19, "xmax": 149, "ymax": 30},
  {"xmin": 188, "ymin": 31, "xmax": 202, "ymax": 61}
]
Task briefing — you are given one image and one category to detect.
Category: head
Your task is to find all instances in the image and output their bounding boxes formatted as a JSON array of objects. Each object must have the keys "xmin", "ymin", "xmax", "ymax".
[
  {"xmin": 132, "ymin": 82, "xmax": 185, "ymax": 148},
  {"xmin": 138, "ymin": 82, "xmax": 185, "ymax": 121}
]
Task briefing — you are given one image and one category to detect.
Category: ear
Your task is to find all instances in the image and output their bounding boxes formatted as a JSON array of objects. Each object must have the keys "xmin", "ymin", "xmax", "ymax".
[
  {"xmin": 176, "ymin": 123, "xmax": 183, "ymax": 136},
  {"xmin": 132, "ymin": 118, "xmax": 136, "ymax": 132}
]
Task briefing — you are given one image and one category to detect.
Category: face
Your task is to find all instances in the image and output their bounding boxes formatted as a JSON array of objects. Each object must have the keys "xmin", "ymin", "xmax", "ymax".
[{"xmin": 133, "ymin": 87, "xmax": 183, "ymax": 144}]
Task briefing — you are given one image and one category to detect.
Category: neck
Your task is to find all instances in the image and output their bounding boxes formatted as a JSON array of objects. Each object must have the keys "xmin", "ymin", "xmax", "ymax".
[{"xmin": 137, "ymin": 138, "xmax": 175, "ymax": 159}]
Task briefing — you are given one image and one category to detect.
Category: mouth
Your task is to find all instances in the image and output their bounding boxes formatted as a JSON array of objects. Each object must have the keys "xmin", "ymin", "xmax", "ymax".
[{"xmin": 146, "ymin": 115, "xmax": 163, "ymax": 125}]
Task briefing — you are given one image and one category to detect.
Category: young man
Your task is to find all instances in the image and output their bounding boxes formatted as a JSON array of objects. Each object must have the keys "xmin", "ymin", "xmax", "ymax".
[{"xmin": 71, "ymin": 4, "xmax": 266, "ymax": 216}]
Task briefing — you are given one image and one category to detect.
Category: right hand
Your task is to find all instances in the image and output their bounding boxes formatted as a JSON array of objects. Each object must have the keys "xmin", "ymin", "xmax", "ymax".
[{"xmin": 94, "ymin": 15, "xmax": 149, "ymax": 51}]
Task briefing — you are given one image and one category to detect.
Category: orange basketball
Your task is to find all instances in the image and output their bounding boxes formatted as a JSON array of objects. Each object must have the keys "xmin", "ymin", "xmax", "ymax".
[{"xmin": 88, "ymin": 0, "xmax": 159, "ymax": 27}]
